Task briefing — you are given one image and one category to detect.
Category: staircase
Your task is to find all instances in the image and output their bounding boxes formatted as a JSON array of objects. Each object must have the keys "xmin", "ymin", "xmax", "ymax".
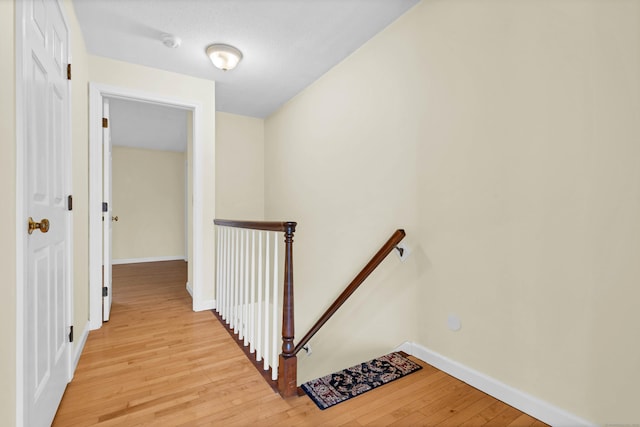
[{"xmin": 213, "ymin": 218, "xmax": 405, "ymax": 398}]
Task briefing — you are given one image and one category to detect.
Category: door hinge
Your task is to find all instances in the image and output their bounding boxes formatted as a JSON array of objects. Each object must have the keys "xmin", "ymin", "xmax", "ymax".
[
  {"xmin": 67, "ymin": 195, "xmax": 73, "ymax": 211},
  {"xmin": 67, "ymin": 63, "xmax": 71, "ymax": 80},
  {"xmin": 102, "ymin": 117, "xmax": 109, "ymax": 128},
  {"xmin": 68, "ymin": 325, "xmax": 74, "ymax": 343},
  {"xmin": 102, "ymin": 202, "xmax": 108, "ymax": 212},
  {"xmin": 103, "ymin": 287, "xmax": 108, "ymax": 297}
]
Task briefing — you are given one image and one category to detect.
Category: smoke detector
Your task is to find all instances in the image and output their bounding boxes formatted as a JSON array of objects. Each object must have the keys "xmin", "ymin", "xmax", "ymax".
[{"xmin": 162, "ymin": 34, "xmax": 181, "ymax": 49}]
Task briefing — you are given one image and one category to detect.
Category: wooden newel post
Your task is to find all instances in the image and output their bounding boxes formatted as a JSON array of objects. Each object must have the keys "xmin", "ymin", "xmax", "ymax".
[{"xmin": 278, "ymin": 221, "xmax": 297, "ymax": 397}]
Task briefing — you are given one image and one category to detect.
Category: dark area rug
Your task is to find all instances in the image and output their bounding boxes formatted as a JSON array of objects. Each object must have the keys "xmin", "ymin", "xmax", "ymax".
[{"xmin": 301, "ymin": 351, "xmax": 423, "ymax": 410}]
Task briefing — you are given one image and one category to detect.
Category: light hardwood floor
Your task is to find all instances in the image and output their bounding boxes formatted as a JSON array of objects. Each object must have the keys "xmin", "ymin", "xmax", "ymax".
[{"xmin": 53, "ymin": 261, "xmax": 547, "ymax": 426}]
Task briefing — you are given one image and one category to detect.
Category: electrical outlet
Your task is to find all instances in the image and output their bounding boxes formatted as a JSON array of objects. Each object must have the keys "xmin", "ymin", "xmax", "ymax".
[
  {"xmin": 395, "ymin": 242, "xmax": 411, "ymax": 262},
  {"xmin": 447, "ymin": 314, "xmax": 461, "ymax": 331},
  {"xmin": 303, "ymin": 344, "xmax": 312, "ymax": 356}
]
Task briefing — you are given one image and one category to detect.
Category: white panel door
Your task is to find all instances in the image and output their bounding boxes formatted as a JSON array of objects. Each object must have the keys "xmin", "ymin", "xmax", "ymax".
[
  {"xmin": 103, "ymin": 99, "xmax": 113, "ymax": 321},
  {"xmin": 21, "ymin": 0, "xmax": 71, "ymax": 425}
]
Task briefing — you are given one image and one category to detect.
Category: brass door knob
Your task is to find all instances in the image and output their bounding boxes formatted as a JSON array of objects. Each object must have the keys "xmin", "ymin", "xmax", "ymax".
[
  {"xmin": 28, "ymin": 217, "xmax": 50, "ymax": 235},
  {"xmin": 112, "ymin": 216, "xmax": 119, "ymax": 222}
]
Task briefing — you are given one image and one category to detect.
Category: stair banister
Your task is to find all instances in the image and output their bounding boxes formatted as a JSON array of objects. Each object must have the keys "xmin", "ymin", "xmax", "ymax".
[
  {"xmin": 292, "ymin": 229, "xmax": 406, "ymax": 356},
  {"xmin": 213, "ymin": 219, "xmax": 298, "ymax": 398},
  {"xmin": 213, "ymin": 221, "xmax": 405, "ymax": 399}
]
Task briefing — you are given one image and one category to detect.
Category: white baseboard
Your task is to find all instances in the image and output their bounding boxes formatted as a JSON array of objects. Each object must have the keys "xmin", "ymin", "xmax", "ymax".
[
  {"xmin": 112, "ymin": 256, "xmax": 186, "ymax": 265},
  {"xmin": 395, "ymin": 342, "xmax": 595, "ymax": 427},
  {"xmin": 185, "ymin": 281, "xmax": 214, "ymax": 311},
  {"xmin": 193, "ymin": 299, "xmax": 215, "ymax": 312}
]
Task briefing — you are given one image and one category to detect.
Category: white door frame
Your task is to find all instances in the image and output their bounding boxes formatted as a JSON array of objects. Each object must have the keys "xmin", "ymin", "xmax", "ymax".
[
  {"xmin": 88, "ymin": 83, "xmax": 204, "ymax": 330},
  {"xmin": 102, "ymin": 98, "xmax": 113, "ymax": 321},
  {"xmin": 15, "ymin": 0, "xmax": 73, "ymax": 424}
]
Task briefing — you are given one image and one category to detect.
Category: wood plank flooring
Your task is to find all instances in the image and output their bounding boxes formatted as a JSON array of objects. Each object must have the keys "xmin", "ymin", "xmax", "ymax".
[{"xmin": 53, "ymin": 261, "xmax": 547, "ymax": 426}]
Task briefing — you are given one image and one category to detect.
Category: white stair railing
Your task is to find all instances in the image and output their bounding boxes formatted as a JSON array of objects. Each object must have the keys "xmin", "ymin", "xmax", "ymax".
[{"xmin": 214, "ymin": 223, "xmax": 284, "ymax": 381}]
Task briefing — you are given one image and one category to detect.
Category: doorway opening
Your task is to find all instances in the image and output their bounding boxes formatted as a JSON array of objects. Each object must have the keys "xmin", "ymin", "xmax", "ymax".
[
  {"xmin": 106, "ymin": 97, "xmax": 190, "ymax": 317},
  {"xmin": 109, "ymin": 97, "xmax": 189, "ymax": 266},
  {"xmin": 88, "ymin": 83, "xmax": 205, "ymax": 330}
]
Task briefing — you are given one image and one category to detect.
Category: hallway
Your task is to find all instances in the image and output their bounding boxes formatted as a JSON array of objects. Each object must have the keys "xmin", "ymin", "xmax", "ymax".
[{"xmin": 53, "ymin": 261, "xmax": 545, "ymax": 426}]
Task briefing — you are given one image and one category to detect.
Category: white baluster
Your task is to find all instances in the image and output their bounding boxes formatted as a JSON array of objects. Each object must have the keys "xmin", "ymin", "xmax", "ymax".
[
  {"xmin": 256, "ymin": 230, "xmax": 263, "ymax": 362},
  {"xmin": 216, "ymin": 227, "xmax": 221, "ymax": 317},
  {"xmin": 221, "ymin": 227, "xmax": 227, "ymax": 321},
  {"xmin": 225, "ymin": 228, "xmax": 230, "ymax": 325},
  {"xmin": 229, "ymin": 228, "xmax": 235, "ymax": 328},
  {"xmin": 233, "ymin": 228, "xmax": 240, "ymax": 333},
  {"xmin": 225, "ymin": 228, "xmax": 233, "ymax": 325},
  {"xmin": 264, "ymin": 231, "xmax": 270, "ymax": 370},
  {"xmin": 272, "ymin": 233, "xmax": 279, "ymax": 380},
  {"xmin": 228, "ymin": 227, "xmax": 233, "ymax": 322},
  {"xmin": 239, "ymin": 229, "xmax": 246, "ymax": 339},
  {"xmin": 250, "ymin": 230, "xmax": 256, "ymax": 353},
  {"xmin": 243, "ymin": 229, "xmax": 249, "ymax": 346}
]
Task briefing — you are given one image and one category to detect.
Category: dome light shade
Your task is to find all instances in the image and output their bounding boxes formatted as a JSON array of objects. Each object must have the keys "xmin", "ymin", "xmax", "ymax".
[{"xmin": 206, "ymin": 44, "xmax": 243, "ymax": 71}]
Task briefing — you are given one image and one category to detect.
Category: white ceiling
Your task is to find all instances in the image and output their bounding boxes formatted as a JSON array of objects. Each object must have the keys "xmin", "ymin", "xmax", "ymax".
[
  {"xmin": 73, "ymin": 0, "xmax": 419, "ymax": 150},
  {"xmin": 108, "ymin": 98, "xmax": 188, "ymax": 152}
]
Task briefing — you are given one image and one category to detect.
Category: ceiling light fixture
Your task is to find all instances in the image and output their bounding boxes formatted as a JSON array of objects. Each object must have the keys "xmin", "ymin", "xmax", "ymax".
[{"xmin": 206, "ymin": 44, "xmax": 243, "ymax": 71}]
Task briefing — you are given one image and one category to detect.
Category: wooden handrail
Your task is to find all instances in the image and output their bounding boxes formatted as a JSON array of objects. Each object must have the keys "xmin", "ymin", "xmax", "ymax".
[
  {"xmin": 214, "ymin": 219, "xmax": 295, "ymax": 232},
  {"xmin": 293, "ymin": 229, "xmax": 406, "ymax": 356}
]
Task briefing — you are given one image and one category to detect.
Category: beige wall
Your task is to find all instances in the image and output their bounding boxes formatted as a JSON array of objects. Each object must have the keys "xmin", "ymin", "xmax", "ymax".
[
  {"xmin": 89, "ymin": 55, "xmax": 216, "ymax": 301},
  {"xmin": 215, "ymin": 112, "xmax": 265, "ymax": 220},
  {"xmin": 112, "ymin": 146, "xmax": 186, "ymax": 261},
  {"xmin": 264, "ymin": 0, "xmax": 421, "ymax": 387},
  {"xmin": 265, "ymin": 0, "xmax": 640, "ymax": 424},
  {"xmin": 0, "ymin": 1, "xmax": 16, "ymax": 424}
]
